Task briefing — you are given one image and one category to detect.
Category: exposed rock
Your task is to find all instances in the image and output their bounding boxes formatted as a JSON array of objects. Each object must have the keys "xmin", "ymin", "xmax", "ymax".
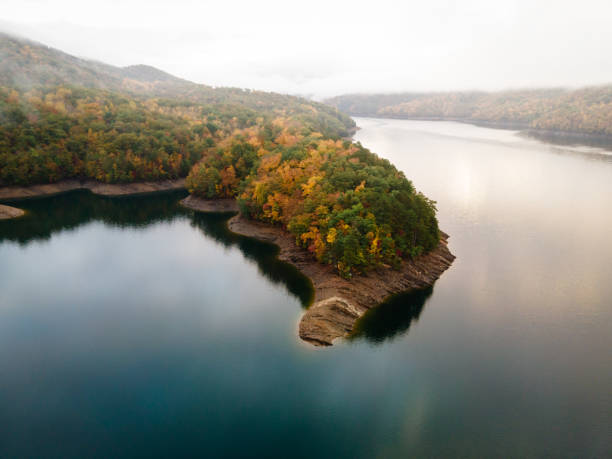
[
  {"xmin": 0, "ymin": 179, "xmax": 186, "ymax": 200},
  {"xmin": 0, "ymin": 204, "xmax": 24, "ymax": 220},
  {"xmin": 179, "ymin": 195, "xmax": 239, "ymax": 212},
  {"xmin": 85, "ymin": 179, "xmax": 186, "ymax": 196},
  {"xmin": 182, "ymin": 197, "xmax": 456, "ymax": 347},
  {"xmin": 299, "ymin": 297, "xmax": 363, "ymax": 346}
]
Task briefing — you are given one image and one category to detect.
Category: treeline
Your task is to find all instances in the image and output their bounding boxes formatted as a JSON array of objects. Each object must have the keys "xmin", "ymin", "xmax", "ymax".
[
  {"xmin": 327, "ymin": 86, "xmax": 612, "ymax": 136},
  {"xmin": 186, "ymin": 118, "xmax": 439, "ymax": 278},
  {"xmin": 0, "ymin": 85, "xmax": 354, "ymax": 185}
]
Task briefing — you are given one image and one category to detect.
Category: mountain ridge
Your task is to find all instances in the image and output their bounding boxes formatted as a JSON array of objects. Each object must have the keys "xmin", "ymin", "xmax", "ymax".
[{"xmin": 0, "ymin": 30, "xmax": 203, "ymax": 96}]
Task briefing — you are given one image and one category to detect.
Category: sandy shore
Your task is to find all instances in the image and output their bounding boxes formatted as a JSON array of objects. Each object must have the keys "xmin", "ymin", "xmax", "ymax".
[
  {"xmin": 0, "ymin": 204, "xmax": 25, "ymax": 220},
  {"xmin": 182, "ymin": 195, "xmax": 455, "ymax": 346}
]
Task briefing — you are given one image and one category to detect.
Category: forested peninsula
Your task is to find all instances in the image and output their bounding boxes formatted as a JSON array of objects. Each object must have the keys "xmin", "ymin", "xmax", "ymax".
[
  {"xmin": 0, "ymin": 32, "xmax": 454, "ymax": 344},
  {"xmin": 326, "ymin": 86, "xmax": 612, "ymax": 138}
]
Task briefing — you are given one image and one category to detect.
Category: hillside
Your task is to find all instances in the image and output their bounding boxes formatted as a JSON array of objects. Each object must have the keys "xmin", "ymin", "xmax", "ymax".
[
  {"xmin": 0, "ymin": 32, "xmax": 191, "ymax": 94},
  {"xmin": 0, "ymin": 32, "xmax": 445, "ymax": 278},
  {"xmin": 0, "ymin": 31, "xmax": 356, "ymax": 184},
  {"xmin": 326, "ymin": 87, "xmax": 612, "ymax": 136},
  {"xmin": 0, "ymin": 31, "xmax": 354, "ymax": 120}
]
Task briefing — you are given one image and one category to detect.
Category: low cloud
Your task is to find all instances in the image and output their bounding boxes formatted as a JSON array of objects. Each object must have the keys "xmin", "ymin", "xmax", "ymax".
[{"xmin": 2, "ymin": 0, "xmax": 611, "ymax": 98}]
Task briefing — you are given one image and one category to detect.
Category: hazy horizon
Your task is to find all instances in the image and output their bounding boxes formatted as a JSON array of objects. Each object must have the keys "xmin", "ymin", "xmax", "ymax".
[{"xmin": 2, "ymin": 0, "xmax": 612, "ymax": 99}]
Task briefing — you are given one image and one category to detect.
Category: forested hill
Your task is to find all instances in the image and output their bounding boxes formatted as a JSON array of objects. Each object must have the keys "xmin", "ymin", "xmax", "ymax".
[
  {"xmin": 326, "ymin": 87, "xmax": 612, "ymax": 136},
  {"xmin": 0, "ymin": 31, "xmax": 352, "ymax": 117},
  {"xmin": 0, "ymin": 32, "xmax": 195, "ymax": 95},
  {"xmin": 0, "ymin": 31, "xmax": 355, "ymax": 186},
  {"xmin": 1, "ymin": 32, "xmax": 442, "ymax": 277}
]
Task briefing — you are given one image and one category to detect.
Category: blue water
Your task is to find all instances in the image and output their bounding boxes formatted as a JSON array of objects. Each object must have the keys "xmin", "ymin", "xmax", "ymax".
[{"xmin": 1, "ymin": 119, "xmax": 611, "ymax": 458}]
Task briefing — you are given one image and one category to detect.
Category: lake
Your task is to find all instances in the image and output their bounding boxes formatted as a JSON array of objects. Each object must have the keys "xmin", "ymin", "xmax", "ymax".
[{"xmin": 1, "ymin": 119, "xmax": 611, "ymax": 458}]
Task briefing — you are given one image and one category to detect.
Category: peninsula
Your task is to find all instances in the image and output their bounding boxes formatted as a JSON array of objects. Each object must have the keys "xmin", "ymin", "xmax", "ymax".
[
  {"xmin": 181, "ymin": 195, "xmax": 454, "ymax": 345},
  {"xmin": 0, "ymin": 32, "xmax": 455, "ymax": 345}
]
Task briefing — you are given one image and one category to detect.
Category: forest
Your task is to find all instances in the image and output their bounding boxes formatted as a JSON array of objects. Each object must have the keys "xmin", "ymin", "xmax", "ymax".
[
  {"xmin": 0, "ymin": 86, "xmax": 205, "ymax": 184},
  {"xmin": 0, "ymin": 85, "xmax": 353, "ymax": 185},
  {"xmin": 0, "ymin": 33, "xmax": 440, "ymax": 278},
  {"xmin": 186, "ymin": 117, "xmax": 439, "ymax": 278},
  {"xmin": 327, "ymin": 86, "xmax": 612, "ymax": 136}
]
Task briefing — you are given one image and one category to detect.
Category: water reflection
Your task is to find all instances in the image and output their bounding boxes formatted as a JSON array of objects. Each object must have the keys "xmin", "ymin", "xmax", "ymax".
[
  {"xmin": 349, "ymin": 287, "xmax": 433, "ymax": 344},
  {"xmin": 0, "ymin": 190, "xmax": 314, "ymax": 308},
  {"xmin": 1, "ymin": 118, "xmax": 610, "ymax": 457},
  {"xmin": 189, "ymin": 212, "xmax": 313, "ymax": 307},
  {"xmin": 1, "ymin": 189, "xmax": 430, "ymax": 336},
  {"xmin": 523, "ymin": 130, "xmax": 612, "ymax": 162},
  {"xmin": 0, "ymin": 189, "xmax": 190, "ymax": 244}
]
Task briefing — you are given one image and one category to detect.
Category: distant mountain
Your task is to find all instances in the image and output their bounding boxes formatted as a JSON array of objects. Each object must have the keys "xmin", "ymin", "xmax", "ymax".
[
  {"xmin": 0, "ymin": 31, "xmax": 200, "ymax": 96},
  {"xmin": 0, "ymin": 30, "xmax": 356, "ymax": 124},
  {"xmin": 325, "ymin": 86, "xmax": 612, "ymax": 137},
  {"xmin": 120, "ymin": 64, "xmax": 182, "ymax": 83}
]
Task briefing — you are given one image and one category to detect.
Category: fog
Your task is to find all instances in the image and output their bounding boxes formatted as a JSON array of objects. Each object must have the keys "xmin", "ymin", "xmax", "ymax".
[{"xmin": 2, "ymin": 0, "xmax": 611, "ymax": 98}]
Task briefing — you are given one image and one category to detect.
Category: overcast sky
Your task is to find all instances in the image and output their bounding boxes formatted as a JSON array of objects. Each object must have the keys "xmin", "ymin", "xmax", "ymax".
[{"xmin": 2, "ymin": 0, "xmax": 611, "ymax": 98}]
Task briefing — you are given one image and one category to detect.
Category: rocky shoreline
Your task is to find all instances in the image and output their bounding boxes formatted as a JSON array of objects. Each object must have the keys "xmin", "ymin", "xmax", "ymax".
[
  {"xmin": 181, "ymin": 196, "xmax": 456, "ymax": 346},
  {"xmin": 2, "ymin": 187, "xmax": 455, "ymax": 344},
  {"xmin": 0, "ymin": 179, "xmax": 187, "ymax": 219}
]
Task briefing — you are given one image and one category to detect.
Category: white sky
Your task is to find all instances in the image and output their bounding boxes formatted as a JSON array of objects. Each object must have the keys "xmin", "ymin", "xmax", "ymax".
[{"xmin": 2, "ymin": 0, "xmax": 611, "ymax": 98}]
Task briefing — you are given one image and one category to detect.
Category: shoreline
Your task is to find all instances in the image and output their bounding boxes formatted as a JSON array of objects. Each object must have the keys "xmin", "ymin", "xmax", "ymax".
[
  {"xmin": 181, "ymin": 196, "xmax": 455, "ymax": 346},
  {"xmin": 0, "ymin": 179, "xmax": 186, "ymax": 218},
  {"xmin": 352, "ymin": 114, "xmax": 612, "ymax": 143},
  {"xmin": 0, "ymin": 178, "xmax": 186, "ymax": 201}
]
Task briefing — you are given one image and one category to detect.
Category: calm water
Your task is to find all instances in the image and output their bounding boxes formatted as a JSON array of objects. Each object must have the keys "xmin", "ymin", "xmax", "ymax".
[{"xmin": 1, "ymin": 119, "xmax": 611, "ymax": 458}]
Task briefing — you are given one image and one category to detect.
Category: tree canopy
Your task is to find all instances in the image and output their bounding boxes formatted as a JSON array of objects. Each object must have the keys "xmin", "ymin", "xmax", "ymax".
[{"xmin": 186, "ymin": 116, "xmax": 439, "ymax": 278}]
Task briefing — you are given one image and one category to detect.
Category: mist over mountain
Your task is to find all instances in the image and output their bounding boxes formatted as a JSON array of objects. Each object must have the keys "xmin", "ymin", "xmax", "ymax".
[
  {"xmin": 0, "ymin": 31, "xmax": 197, "ymax": 94},
  {"xmin": 327, "ymin": 87, "xmax": 612, "ymax": 136},
  {"xmin": 0, "ymin": 30, "xmax": 360, "ymax": 129},
  {"xmin": 3, "ymin": 0, "xmax": 612, "ymax": 98},
  {"xmin": 0, "ymin": 32, "xmax": 356, "ymax": 188}
]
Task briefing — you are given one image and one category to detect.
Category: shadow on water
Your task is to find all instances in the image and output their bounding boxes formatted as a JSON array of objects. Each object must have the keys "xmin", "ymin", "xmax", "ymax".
[
  {"xmin": 349, "ymin": 287, "xmax": 433, "ymax": 345},
  {"xmin": 522, "ymin": 130, "xmax": 612, "ymax": 162},
  {"xmin": 0, "ymin": 189, "xmax": 313, "ymax": 307},
  {"xmin": 0, "ymin": 189, "xmax": 191, "ymax": 243},
  {"xmin": 188, "ymin": 212, "xmax": 313, "ymax": 307}
]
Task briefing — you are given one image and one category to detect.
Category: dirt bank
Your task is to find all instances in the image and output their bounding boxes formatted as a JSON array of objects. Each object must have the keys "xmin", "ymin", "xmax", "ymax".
[
  {"xmin": 180, "ymin": 195, "xmax": 239, "ymax": 212},
  {"xmin": 0, "ymin": 178, "xmax": 186, "ymax": 201},
  {"xmin": 182, "ymin": 195, "xmax": 456, "ymax": 346}
]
